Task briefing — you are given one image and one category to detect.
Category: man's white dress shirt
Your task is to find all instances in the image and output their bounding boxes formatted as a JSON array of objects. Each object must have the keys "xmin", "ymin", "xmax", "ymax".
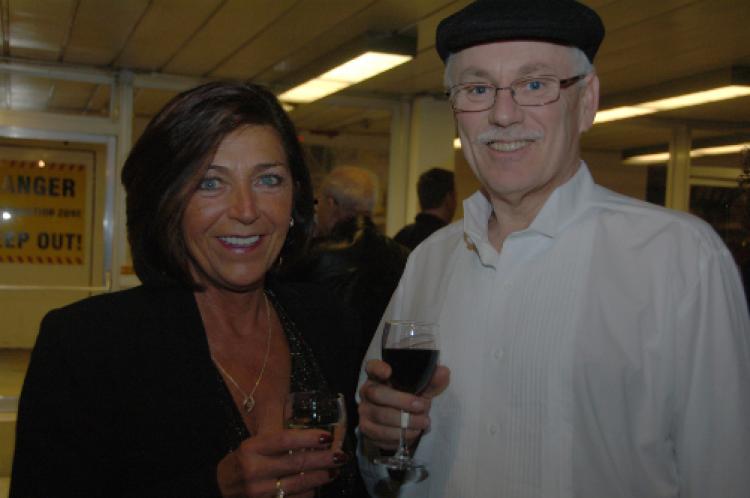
[{"xmin": 357, "ymin": 164, "xmax": 750, "ymax": 498}]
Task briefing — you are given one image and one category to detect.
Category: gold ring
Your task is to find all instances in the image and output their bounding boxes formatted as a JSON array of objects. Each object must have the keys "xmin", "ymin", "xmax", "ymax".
[{"xmin": 275, "ymin": 478, "xmax": 285, "ymax": 497}]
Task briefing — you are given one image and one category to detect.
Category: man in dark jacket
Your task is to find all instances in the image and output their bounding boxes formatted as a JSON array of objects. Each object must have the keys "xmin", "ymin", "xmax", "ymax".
[
  {"xmin": 289, "ymin": 166, "xmax": 409, "ymax": 362},
  {"xmin": 394, "ymin": 168, "xmax": 456, "ymax": 249}
]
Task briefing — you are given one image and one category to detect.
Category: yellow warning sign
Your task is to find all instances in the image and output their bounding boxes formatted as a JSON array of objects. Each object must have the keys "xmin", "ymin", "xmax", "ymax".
[{"xmin": 0, "ymin": 159, "xmax": 87, "ymax": 264}]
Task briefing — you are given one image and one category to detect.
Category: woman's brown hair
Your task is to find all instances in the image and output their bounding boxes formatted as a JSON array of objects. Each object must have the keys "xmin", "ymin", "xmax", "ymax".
[{"xmin": 121, "ymin": 82, "xmax": 313, "ymax": 288}]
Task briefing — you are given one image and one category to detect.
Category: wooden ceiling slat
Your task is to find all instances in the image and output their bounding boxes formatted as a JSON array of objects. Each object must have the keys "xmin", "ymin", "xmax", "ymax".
[
  {"xmin": 593, "ymin": 0, "xmax": 696, "ymax": 36},
  {"xmin": 62, "ymin": 0, "xmax": 150, "ymax": 66},
  {"xmin": 415, "ymin": 0, "xmax": 469, "ymax": 53},
  {"xmin": 597, "ymin": 0, "xmax": 750, "ymax": 94},
  {"xmin": 253, "ymin": 0, "xmax": 457, "ymax": 85},
  {"xmin": 162, "ymin": 0, "xmax": 297, "ymax": 77},
  {"xmin": 9, "ymin": 0, "xmax": 76, "ymax": 61},
  {"xmin": 209, "ymin": 0, "xmax": 375, "ymax": 80},
  {"xmin": 116, "ymin": 0, "xmax": 224, "ymax": 72}
]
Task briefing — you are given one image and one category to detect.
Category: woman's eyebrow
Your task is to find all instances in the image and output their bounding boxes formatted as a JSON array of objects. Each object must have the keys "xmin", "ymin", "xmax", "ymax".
[{"xmin": 206, "ymin": 161, "xmax": 286, "ymax": 171}]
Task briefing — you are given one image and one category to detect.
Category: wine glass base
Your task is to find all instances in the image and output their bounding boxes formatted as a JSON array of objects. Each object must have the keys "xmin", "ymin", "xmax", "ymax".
[
  {"xmin": 374, "ymin": 457, "xmax": 429, "ymax": 483},
  {"xmin": 387, "ymin": 465, "xmax": 428, "ymax": 484}
]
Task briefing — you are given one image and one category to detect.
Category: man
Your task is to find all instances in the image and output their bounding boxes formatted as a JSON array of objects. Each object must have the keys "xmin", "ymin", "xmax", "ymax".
[
  {"xmin": 291, "ymin": 166, "xmax": 409, "ymax": 362},
  {"xmin": 394, "ymin": 168, "xmax": 456, "ymax": 249},
  {"xmin": 356, "ymin": 1, "xmax": 750, "ymax": 497}
]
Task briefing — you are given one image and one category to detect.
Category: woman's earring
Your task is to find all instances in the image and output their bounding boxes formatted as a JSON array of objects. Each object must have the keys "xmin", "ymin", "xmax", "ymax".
[{"xmin": 289, "ymin": 218, "xmax": 295, "ymax": 227}]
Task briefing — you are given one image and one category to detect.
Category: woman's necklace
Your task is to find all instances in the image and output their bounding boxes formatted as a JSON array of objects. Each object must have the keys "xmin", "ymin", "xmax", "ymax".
[{"xmin": 211, "ymin": 292, "xmax": 272, "ymax": 414}]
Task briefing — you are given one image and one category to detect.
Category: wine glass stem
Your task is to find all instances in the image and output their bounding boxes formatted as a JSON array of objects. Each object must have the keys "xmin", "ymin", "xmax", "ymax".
[{"xmin": 395, "ymin": 410, "xmax": 410, "ymax": 460}]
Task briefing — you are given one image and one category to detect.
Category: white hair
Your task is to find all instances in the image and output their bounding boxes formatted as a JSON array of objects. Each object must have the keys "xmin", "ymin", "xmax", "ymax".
[
  {"xmin": 443, "ymin": 45, "xmax": 593, "ymax": 89},
  {"xmin": 321, "ymin": 166, "xmax": 378, "ymax": 215}
]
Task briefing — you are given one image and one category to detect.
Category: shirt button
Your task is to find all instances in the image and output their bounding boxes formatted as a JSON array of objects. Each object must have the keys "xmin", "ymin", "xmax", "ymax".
[
  {"xmin": 489, "ymin": 424, "xmax": 498, "ymax": 435},
  {"xmin": 493, "ymin": 348, "xmax": 503, "ymax": 360}
]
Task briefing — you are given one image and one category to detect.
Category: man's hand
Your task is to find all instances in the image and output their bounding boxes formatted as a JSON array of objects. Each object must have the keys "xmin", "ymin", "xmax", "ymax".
[{"xmin": 358, "ymin": 359, "xmax": 450, "ymax": 450}]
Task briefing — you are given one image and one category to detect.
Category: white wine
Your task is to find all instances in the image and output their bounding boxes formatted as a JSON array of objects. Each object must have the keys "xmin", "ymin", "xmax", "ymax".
[{"xmin": 287, "ymin": 422, "xmax": 338, "ymax": 436}]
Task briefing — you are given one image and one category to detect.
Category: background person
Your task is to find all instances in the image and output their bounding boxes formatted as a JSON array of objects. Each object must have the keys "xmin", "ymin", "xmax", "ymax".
[
  {"xmin": 286, "ymin": 166, "xmax": 409, "ymax": 364},
  {"xmin": 11, "ymin": 82, "xmax": 365, "ymax": 498},
  {"xmin": 357, "ymin": 1, "xmax": 750, "ymax": 497},
  {"xmin": 394, "ymin": 168, "xmax": 456, "ymax": 249}
]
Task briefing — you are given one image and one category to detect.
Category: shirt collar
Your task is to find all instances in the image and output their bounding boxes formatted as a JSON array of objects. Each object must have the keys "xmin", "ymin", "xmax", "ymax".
[
  {"xmin": 528, "ymin": 162, "xmax": 594, "ymax": 237},
  {"xmin": 463, "ymin": 161, "xmax": 595, "ymax": 248}
]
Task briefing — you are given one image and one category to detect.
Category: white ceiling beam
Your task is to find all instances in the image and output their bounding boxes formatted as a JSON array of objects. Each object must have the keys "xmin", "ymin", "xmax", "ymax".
[
  {"xmin": 0, "ymin": 108, "xmax": 118, "ymax": 136},
  {"xmin": 0, "ymin": 60, "xmax": 114, "ymax": 85},
  {"xmin": 131, "ymin": 72, "xmax": 212, "ymax": 92}
]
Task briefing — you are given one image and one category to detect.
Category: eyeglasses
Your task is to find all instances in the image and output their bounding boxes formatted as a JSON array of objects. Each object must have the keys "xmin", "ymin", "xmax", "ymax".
[{"xmin": 446, "ymin": 74, "xmax": 587, "ymax": 113}]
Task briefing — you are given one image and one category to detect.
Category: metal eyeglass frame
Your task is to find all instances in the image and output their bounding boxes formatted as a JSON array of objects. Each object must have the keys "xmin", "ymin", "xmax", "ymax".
[{"xmin": 446, "ymin": 73, "xmax": 588, "ymax": 112}]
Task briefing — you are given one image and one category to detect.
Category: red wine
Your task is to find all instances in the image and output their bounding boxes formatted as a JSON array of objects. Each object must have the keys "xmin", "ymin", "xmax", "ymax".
[{"xmin": 383, "ymin": 348, "xmax": 439, "ymax": 394}]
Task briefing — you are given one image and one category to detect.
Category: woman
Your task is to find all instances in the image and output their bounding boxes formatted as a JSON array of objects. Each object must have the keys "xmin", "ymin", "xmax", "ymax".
[{"xmin": 10, "ymin": 82, "xmax": 365, "ymax": 497}]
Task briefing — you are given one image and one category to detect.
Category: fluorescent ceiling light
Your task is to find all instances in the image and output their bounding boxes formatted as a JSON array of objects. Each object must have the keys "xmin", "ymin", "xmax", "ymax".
[
  {"xmin": 453, "ymin": 137, "xmax": 461, "ymax": 149},
  {"xmin": 596, "ymin": 84, "xmax": 750, "ymax": 125},
  {"xmin": 691, "ymin": 143, "xmax": 750, "ymax": 157},
  {"xmin": 278, "ymin": 51, "xmax": 412, "ymax": 104},
  {"xmin": 594, "ymin": 106, "xmax": 656, "ymax": 124},
  {"xmin": 644, "ymin": 86, "xmax": 750, "ymax": 111},
  {"xmin": 623, "ymin": 142, "xmax": 750, "ymax": 165},
  {"xmin": 279, "ymin": 79, "xmax": 348, "ymax": 104},
  {"xmin": 321, "ymin": 52, "xmax": 411, "ymax": 83},
  {"xmin": 622, "ymin": 152, "xmax": 670, "ymax": 165}
]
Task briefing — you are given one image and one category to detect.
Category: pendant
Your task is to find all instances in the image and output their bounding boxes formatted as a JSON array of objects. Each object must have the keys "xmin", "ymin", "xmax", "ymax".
[{"xmin": 242, "ymin": 395, "xmax": 255, "ymax": 413}]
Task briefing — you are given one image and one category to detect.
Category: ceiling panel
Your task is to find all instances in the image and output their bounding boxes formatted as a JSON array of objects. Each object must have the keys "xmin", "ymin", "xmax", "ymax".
[
  {"xmin": 83, "ymin": 83, "xmax": 110, "ymax": 115},
  {"xmin": 48, "ymin": 79, "xmax": 97, "ymax": 111},
  {"xmin": 8, "ymin": 0, "xmax": 75, "ymax": 61},
  {"xmin": 115, "ymin": 0, "xmax": 224, "ymax": 72},
  {"xmin": 254, "ymin": 0, "xmax": 457, "ymax": 85},
  {"xmin": 210, "ymin": 0, "xmax": 375, "ymax": 80},
  {"xmin": 596, "ymin": 0, "xmax": 750, "ymax": 95},
  {"xmin": 9, "ymin": 74, "xmax": 53, "ymax": 111},
  {"xmin": 62, "ymin": 0, "xmax": 150, "ymax": 66},
  {"xmin": 414, "ymin": 0, "xmax": 471, "ymax": 53},
  {"xmin": 0, "ymin": 0, "xmax": 745, "ymax": 157},
  {"xmin": 0, "ymin": 75, "xmax": 10, "ymax": 107},
  {"xmin": 162, "ymin": 0, "xmax": 297, "ymax": 76}
]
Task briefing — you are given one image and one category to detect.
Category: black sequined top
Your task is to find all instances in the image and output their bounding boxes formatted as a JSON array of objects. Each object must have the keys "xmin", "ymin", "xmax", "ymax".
[
  {"xmin": 217, "ymin": 287, "xmax": 364, "ymax": 496},
  {"xmin": 11, "ymin": 281, "xmax": 367, "ymax": 497}
]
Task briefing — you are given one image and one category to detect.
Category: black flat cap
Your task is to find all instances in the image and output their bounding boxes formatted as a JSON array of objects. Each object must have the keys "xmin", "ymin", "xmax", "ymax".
[{"xmin": 436, "ymin": 0, "xmax": 605, "ymax": 63}]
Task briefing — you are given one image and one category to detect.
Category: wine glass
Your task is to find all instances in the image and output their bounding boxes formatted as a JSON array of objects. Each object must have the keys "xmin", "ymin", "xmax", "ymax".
[
  {"xmin": 285, "ymin": 391, "xmax": 347, "ymax": 450},
  {"xmin": 285, "ymin": 392, "xmax": 346, "ymax": 497},
  {"xmin": 374, "ymin": 320, "xmax": 439, "ymax": 477}
]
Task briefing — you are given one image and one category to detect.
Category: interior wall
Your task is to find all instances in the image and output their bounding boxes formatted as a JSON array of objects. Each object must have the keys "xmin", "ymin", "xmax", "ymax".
[
  {"xmin": 0, "ymin": 139, "xmax": 107, "ymax": 347},
  {"xmin": 583, "ymin": 149, "xmax": 649, "ymax": 200},
  {"xmin": 453, "ymin": 148, "xmax": 480, "ymax": 220}
]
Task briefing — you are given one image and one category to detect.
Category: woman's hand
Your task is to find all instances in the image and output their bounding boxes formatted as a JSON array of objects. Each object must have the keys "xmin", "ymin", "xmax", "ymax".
[
  {"xmin": 216, "ymin": 429, "xmax": 348, "ymax": 497},
  {"xmin": 358, "ymin": 359, "xmax": 450, "ymax": 451}
]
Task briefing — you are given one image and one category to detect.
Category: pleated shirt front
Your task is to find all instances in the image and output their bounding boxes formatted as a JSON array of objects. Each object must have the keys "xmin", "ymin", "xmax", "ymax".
[{"xmin": 357, "ymin": 163, "xmax": 750, "ymax": 498}]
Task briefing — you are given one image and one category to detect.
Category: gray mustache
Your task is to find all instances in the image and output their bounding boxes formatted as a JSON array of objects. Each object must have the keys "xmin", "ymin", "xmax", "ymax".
[{"xmin": 476, "ymin": 129, "xmax": 544, "ymax": 144}]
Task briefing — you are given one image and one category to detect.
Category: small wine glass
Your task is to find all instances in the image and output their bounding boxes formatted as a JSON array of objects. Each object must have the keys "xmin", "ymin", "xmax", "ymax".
[
  {"xmin": 285, "ymin": 391, "xmax": 346, "ymax": 497},
  {"xmin": 285, "ymin": 391, "xmax": 347, "ymax": 450},
  {"xmin": 374, "ymin": 320, "xmax": 439, "ymax": 478}
]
